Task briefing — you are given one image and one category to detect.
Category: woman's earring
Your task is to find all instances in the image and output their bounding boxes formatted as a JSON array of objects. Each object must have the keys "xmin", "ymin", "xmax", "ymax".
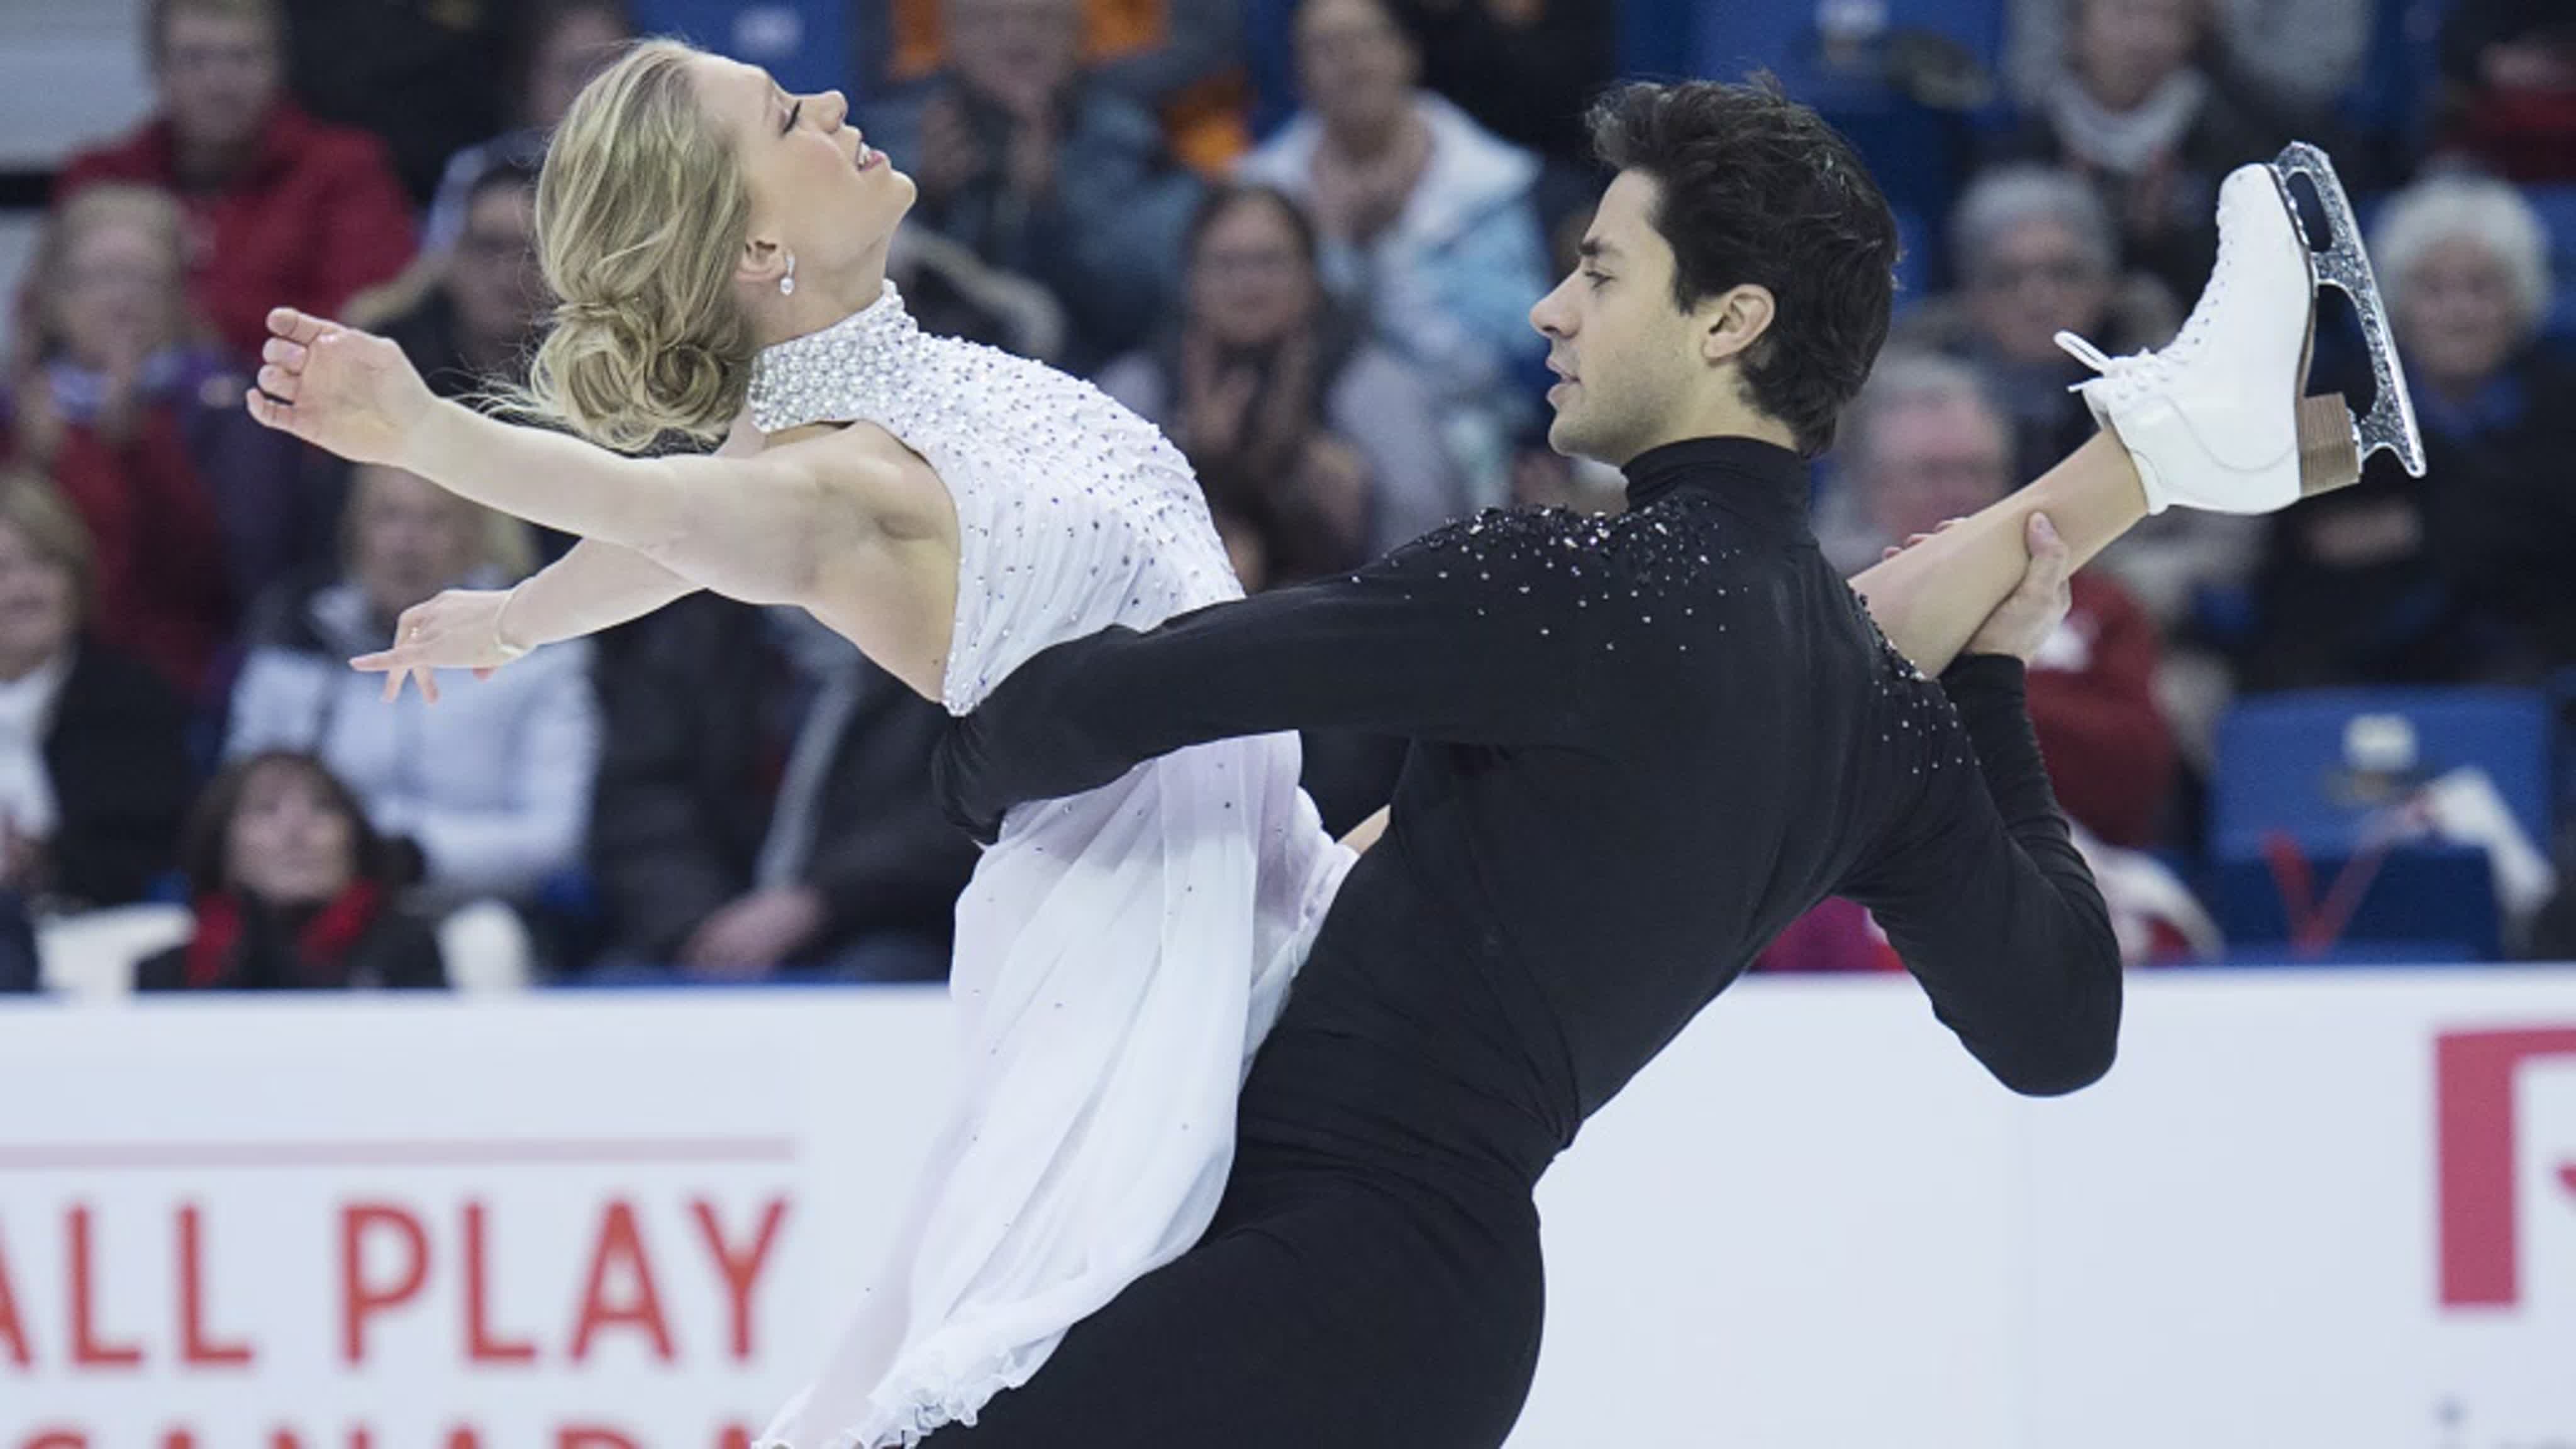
[{"xmin": 779, "ymin": 252, "xmax": 797, "ymax": 297}]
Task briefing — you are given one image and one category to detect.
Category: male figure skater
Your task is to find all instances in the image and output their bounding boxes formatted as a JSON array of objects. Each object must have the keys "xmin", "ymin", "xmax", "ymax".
[{"xmin": 933, "ymin": 79, "xmax": 2410, "ymax": 1448}]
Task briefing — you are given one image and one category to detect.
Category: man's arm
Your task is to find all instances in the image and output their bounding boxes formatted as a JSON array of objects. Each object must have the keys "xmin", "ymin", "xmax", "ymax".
[
  {"xmin": 1845, "ymin": 655, "xmax": 2123, "ymax": 1096},
  {"xmin": 1843, "ymin": 517, "xmax": 2122, "ymax": 1096},
  {"xmin": 938, "ymin": 513, "xmax": 1613, "ymax": 839}
]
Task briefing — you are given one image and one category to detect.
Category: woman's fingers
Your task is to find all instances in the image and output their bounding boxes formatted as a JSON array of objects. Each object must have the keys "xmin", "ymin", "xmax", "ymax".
[
  {"xmin": 257, "ymin": 364, "xmax": 301, "ymax": 402},
  {"xmin": 380, "ymin": 665, "xmax": 438, "ymax": 705},
  {"xmin": 261, "ymin": 337, "xmax": 307, "ymax": 368}
]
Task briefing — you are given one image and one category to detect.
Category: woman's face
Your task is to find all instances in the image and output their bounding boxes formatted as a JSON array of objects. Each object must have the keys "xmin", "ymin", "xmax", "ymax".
[
  {"xmin": 226, "ymin": 762, "xmax": 358, "ymax": 907},
  {"xmin": 0, "ymin": 520, "xmax": 76, "ymax": 680},
  {"xmin": 351, "ymin": 466, "xmax": 484, "ymax": 621},
  {"xmin": 53, "ymin": 217, "xmax": 184, "ymax": 369},
  {"xmin": 1192, "ymin": 199, "xmax": 1319, "ymax": 349},
  {"xmin": 528, "ymin": 6, "xmax": 632, "ymax": 131},
  {"xmin": 1968, "ymin": 216, "xmax": 2114, "ymax": 367},
  {"xmin": 2397, "ymin": 234, "xmax": 2526, "ymax": 392},
  {"xmin": 2072, "ymin": 0, "xmax": 2201, "ymax": 111},
  {"xmin": 692, "ymin": 57, "xmax": 916, "ymax": 290},
  {"xmin": 1297, "ymin": 0, "xmax": 1416, "ymax": 140}
]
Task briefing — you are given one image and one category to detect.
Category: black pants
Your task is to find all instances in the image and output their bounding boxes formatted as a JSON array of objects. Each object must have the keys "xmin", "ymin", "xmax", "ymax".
[{"xmin": 935, "ymin": 1123, "xmax": 1548, "ymax": 1446}]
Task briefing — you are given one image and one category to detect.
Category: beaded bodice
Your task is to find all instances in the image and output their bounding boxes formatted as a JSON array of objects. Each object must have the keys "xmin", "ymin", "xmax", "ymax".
[{"xmin": 747, "ymin": 282, "xmax": 1239, "ymax": 714}]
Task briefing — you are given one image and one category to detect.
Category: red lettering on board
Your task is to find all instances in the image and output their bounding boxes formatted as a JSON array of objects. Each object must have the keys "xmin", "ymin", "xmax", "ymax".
[
  {"xmin": 0, "ymin": 1221, "xmax": 29, "ymax": 1367},
  {"xmin": 691, "ymin": 1197, "xmax": 788, "ymax": 1362},
  {"xmin": 69, "ymin": 1207, "xmax": 142, "ymax": 1369},
  {"xmin": 570, "ymin": 1201, "xmax": 673, "ymax": 1363},
  {"xmin": 179, "ymin": 1205, "xmax": 254, "ymax": 1367},
  {"xmin": 340, "ymin": 1203, "xmax": 430, "ymax": 1364},
  {"xmin": 463, "ymin": 1201, "xmax": 537, "ymax": 1365}
]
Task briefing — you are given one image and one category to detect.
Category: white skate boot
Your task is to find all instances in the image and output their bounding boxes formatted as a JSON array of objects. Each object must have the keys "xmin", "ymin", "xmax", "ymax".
[{"xmin": 2052, "ymin": 142, "xmax": 2426, "ymax": 515}]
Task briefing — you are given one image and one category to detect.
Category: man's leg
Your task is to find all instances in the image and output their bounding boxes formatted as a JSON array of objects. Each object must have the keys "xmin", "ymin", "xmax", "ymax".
[{"xmin": 1850, "ymin": 430, "xmax": 2147, "ymax": 677}]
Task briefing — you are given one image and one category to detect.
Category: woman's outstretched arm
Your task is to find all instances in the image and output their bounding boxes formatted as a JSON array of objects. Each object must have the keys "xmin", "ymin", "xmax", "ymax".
[
  {"xmin": 347, "ymin": 413, "xmax": 781, "ymax": 699},
  {"xmin": 349, "ymin": 538, "xmax": 705, "ymax": 702},
  {"xmin": 248, "ymin": 308, "xmax": 878, "ymax": 609}
]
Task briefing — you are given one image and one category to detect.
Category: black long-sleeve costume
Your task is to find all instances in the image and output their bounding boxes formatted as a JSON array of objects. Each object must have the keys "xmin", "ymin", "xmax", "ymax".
[{"xmin": 932, "ymin": 436, "xmax": 2120, "ymax": 1448}]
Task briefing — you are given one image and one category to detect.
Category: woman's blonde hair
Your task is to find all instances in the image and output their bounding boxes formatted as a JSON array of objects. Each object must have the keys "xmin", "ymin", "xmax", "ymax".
[
  {"xmin": 519, "ymin": 38, "xmax": 756, "ymax": 453},
  {"xmin": 33, "ymin": 183, "xmax": 193, "ymax": 358}
]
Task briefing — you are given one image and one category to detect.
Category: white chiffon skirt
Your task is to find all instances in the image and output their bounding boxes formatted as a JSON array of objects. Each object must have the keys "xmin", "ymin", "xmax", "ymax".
[{"xmin": 756, "ymin": 731, "xmax": 1350, "ymax": 1448}]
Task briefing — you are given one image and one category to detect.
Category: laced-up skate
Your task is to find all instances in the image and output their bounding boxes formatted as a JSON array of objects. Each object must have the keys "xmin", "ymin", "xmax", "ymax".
[{"xmin": 2053, "ymin": 142, "xmax": 2426, "ymax": 515}]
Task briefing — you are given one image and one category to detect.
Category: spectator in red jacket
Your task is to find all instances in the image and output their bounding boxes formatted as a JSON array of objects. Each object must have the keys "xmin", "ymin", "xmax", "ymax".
[
  {"xmin": 137, "ymin": 749, "xmax": 446, "ymax": 992},
  {"xmin": 1828, "ymin": 352, "xmax": 2177, "ymax": 847},
  {"xmin": 53, "ymin": 0, "xmax": 416, "ymax": 363},
  {"xmin": 1, "ymin": 184, "xmax": 270, "ymax": 699}
]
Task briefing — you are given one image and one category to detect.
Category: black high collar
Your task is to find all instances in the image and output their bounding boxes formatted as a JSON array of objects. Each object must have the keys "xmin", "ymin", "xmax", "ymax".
[{"xmin": 1621, "ymin": 436, "xmax": 1813, "ymax": 541}]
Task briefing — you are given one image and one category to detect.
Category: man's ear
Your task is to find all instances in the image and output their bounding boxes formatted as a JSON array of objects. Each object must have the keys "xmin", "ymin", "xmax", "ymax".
[{"xmin": 1697, "ymin": 284, "xmax": 1777, "ymax": 367}]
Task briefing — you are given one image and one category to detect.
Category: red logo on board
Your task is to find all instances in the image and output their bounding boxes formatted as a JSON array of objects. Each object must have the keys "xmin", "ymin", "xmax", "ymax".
[{"xmin": 2436, "ymin": 1027, "xmax": 2576, "ymax": 1308}]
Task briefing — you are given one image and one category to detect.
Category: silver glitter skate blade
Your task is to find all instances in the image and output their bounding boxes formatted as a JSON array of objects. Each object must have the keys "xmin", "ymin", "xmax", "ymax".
[{"xmin": 2267, "ymin": 142, "xmax": 2427, "ymax": 479}]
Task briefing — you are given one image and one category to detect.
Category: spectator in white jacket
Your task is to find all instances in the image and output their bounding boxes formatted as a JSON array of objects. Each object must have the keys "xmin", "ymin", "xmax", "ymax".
[
  {"xmin": 225, "ymin": 462, "xmax": 597, "ymax": 911},
  {"xmin": 1236, "ymin": 0, "xmax": 1550, "ymax": 500}
]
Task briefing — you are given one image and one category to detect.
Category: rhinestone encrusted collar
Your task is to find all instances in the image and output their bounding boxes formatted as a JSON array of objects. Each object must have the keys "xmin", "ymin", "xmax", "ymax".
[{"xmin": 745, "ymin": 280, "xmax": 917, "ymax": 434}]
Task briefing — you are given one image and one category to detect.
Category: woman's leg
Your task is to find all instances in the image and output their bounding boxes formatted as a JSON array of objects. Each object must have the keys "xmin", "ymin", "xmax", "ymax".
[{"xmin": 1847, "ymin": 430, "xmax": 2150, "ymax": 677}]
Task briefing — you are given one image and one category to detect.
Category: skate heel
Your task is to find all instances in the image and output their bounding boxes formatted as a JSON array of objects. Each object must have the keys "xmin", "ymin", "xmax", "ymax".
[
  {"xmin": 2296, "ymin": 392, "xmax": 2362, "ymax": 496},
  {"xmin": 2267, "ymin": 142, "xmax": 2428, "ymax": 479}
]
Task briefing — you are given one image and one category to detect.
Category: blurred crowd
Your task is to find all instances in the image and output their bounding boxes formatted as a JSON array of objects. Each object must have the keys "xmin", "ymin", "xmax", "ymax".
[{"xmin": 0, "ymin": 0, "xmax": 2571, "ymax": 996}]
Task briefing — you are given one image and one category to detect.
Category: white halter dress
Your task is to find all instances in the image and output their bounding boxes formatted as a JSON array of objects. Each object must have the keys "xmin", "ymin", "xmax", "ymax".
[{"xmin": 747, "ymin": 283, "xmax": 1353, "ymax": 1448}]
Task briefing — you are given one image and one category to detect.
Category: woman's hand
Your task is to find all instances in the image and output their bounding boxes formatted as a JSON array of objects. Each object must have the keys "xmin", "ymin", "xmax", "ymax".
[
  {"xmin": 246, "ymin": 308, "xmax": 437, "ymax": 468},
  {"xmin": 350, "ymin": 588, "xmax": 526, "ymax": 704}
]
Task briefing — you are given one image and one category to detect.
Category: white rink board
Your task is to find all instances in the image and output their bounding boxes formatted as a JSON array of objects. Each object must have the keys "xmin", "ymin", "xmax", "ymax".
[{"xmin": 2, "ymin": 970, "xmax": 2570, "ymax": 1448}]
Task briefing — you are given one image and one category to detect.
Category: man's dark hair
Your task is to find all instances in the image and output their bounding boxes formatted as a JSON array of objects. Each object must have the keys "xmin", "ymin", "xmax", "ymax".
[{"xmin": 1588, "ymin": 77, "xmax": 1900, "ymax": 457}]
